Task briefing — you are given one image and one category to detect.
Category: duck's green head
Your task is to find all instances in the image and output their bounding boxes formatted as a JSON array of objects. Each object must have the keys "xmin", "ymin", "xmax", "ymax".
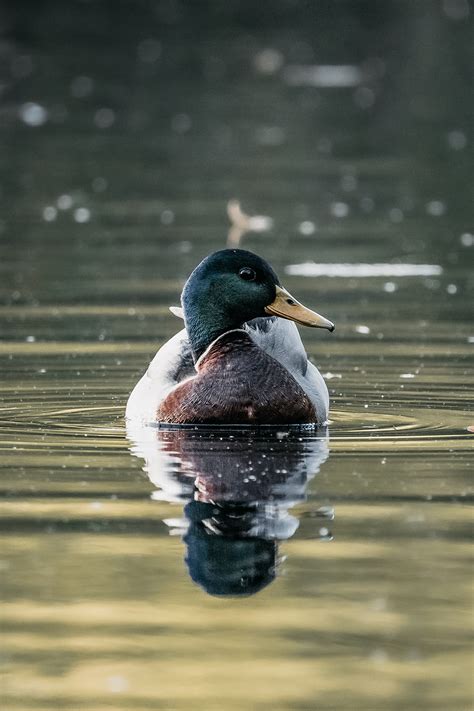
[{"xmin": 182, "ymin": 249, "xmax": 334, "ymax": 361}]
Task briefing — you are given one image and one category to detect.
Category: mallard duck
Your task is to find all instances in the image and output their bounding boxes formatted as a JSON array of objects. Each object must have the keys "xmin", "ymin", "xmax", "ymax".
[{"xmin": 126, "ymin": 249, "xmax": 334, "ymax": 426}]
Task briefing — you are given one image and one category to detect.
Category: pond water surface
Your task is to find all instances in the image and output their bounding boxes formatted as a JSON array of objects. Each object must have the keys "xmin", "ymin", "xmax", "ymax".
[{"xmin": 1, "ymin": 2, "xmax": 473, "ymax": 710}]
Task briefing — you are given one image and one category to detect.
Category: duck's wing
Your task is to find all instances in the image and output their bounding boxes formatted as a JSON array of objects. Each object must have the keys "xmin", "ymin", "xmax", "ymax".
[
  {"xmin": 125, "ymin": 327, "xmax": 194, "ymax": 423},
  {"xmin": 245, "ymin": 317, "xmax": 329, "ymax": 423}
]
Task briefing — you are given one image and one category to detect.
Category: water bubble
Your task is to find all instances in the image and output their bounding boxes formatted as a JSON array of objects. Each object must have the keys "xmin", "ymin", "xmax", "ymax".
[
  {"xmin": 70, "ymin": 75, "xmax": 94, "ymax": 98},
  {"xmin": 400, "ymin": 373, "xmax": 416, "ymax": 379},
  {"xmin": 92, "ymin": 177, "xmax": 107, "ymax": 193},
  {"xmin": 355, "ymin": 325, "xmax": 370, "ymax": 335},
  {"xmin": 389, "ymin": 207, "xmax": 404, "ymax": 223},
  {"xmin": 161, "ymin": 209, "xmax": 174, "ymax": 225},
  {"xmin": 255, "ymin": 125, "xmax": 285, "ymax": 146},
  {"xmin": 74, "ymin": 207, "xmax": 91, "ymax": 223},
  {"xmin": 106, "ymin": 675, "xmax": 129, "ymax": 693},
  {"xmin": 137, "ymin": 38, "xmax": 161, "ymax": 63},
  {"xmin": 19, "ymin": 102, "xmax": 48, "ymax": 126},
  {"xmin": 317, "ymin": 137, "xmax": 332, "ymax": 154},
  {"xmin": 330, "ymin": 201, "xmax": 350, "ymax": 218},
  {"xmin": 298, "ymin": 220, "xmax": 316, "ymax": 236},
  {"xmin": 171, "ymin": 113, "xmax": 192, "ymax": 134},
  {"xmin": 360, "ymin": 196, "xmax": 374, "ymax": 212},
  {"xmin": 42, "ymin": 206, "xmax": 57, "ymax": 222},
  {"xmin": 383, "ymin": 281, "xmax": 397, "ymax": 293},
  {"xmin": 25, "ymin": 336, "xmax": 36, "ymax": 343},
  {"xmin": 446, "ymin": 283, "xmax": 457, "ymax": 294},
  {"xmin": 447, "ymin": 130, "xmax": 467, "ymax": 150},
  {"xmin": 254, "ymin": 48, "xmax": 284, "ymax": 75},
  {"xmin": 442, "ymin": 0, "xmax": 470, "ymax": 20},
  {"xmin": 57, "ymin": 194, "xmax": 73, "ymax": 210},
  {"xmin": 340, "ymin": 174, "xmax": 357, "ymax": 192},
  {"xmin": 353, "ymin": 86, "xmax": 375, "ymax": 109},
  {"xmin": 94, "ymin": 108, "xmax": 116, "ymax": 129},
  {"xmin": 460, "ymin": 232, "xmax": 473, "ymax": 247},
  {"xmin": 426, "ymin": 200, "xmax": 446, "ymax": 217}
]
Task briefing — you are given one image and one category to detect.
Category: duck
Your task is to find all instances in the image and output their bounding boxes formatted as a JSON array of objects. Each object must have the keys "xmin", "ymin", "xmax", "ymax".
[{"xmin": 125, "ymin": 249, "xmax": 334, "ymax": 427}]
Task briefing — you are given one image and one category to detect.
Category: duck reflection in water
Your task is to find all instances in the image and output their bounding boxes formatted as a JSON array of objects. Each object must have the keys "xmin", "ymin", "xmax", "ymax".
[{"xmin": 128, "ymin": 425, "xmax": 332, "ymax": 597}]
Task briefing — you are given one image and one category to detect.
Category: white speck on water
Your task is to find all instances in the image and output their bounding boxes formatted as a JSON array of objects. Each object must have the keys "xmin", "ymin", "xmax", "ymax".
[
  {"xmin": 26, "ymin": 336, "xmax": 36, "ymax": 342},
  {"xmin": 467, "ymin": 336, "xmax": 474, "ymax": 343},
  {"xmin": 94, "ymin": 108, "xmax": 116, "ymax": 129},
  {"xmin": 70, "ymin": 75, "xmax": 94, "ymax": 98},
  {"xmin": 254, "ymin": 48, "xmax": 284, "ymax": 75},
  {"xmin": 426, "ymin": 200, "xmax": 446, "ymax": 217},
  {"xmin": 400, "ymin": 373, "xmax": 416, "ymax": 379},
  {"xmin": 90, "ymin": 501, "xmax": 103, "ymax": 510},
  {"xmin": 19, "ymin": 102, "xmax": 48, "ymax": 126},
  {"xmin": 369, "ymin": 597, "xmax": 387, "ymax": 611},
  {"xmin": 106, "ymin": 675, "xmax": 129, "ymax": 693},
  {"xmin": 317, "ymin": 137, "xmax": 332, "ymax": 154},
  {"xmin": 383, "ymin": 281, "xmax": 397, "ymax": 293},
  {"xmin": 161, "ymin": 209, "xmax": 175, "ymax": 225},
  {"xmin": 442, "ymin": 0, "xmax": 470, "ymax": 20},
  {"xmin": 447, "ymin": 129, "xmax": 467, "ymax": 150},
  {"xmin": 330, "ymin": 201, "xmax": 349, "ymax": 218},
  {"xmin": 255, "ymin": 125, "xmax": 285, "ymax": 146},
  {"xmin": 298, "ymin": 220, "xmax": 316, "ymax": 236},
  {"xmin": 446, "ymin": 283, "xmax": 458, "ymax": 294},
  {"xmin": 381, "ymin": 458, "xmax": 387, "ymax": 464},
  {"xmin": 137, "ymin": 38, "xmax": 161, "ymax": 63},
  {"xmin": 92, "ymin": 177, "xmax": 108, "ymax": 193},
  {"xmin": 353, "ymin": 86, "xmax": 375, "ymax": 109},
  {"xmin": 340, "ymin": 174, "xmax": 357, "ymax": 192},
  {"xmin": 323, "ymin": 372, "xmax": 342, "ymax": 380},
  {"xmin": 389, "ymin": 207, "xmax": 404, "ymax": 223},
  {"xmin": 363, "ymin": 404, "xmax": 369, "ymax": 409},
  {"xmin": 319, "ymin": 527, "xmax": 329, "ymax": 537},
  {"xmin": 370, "ymin": 648, "xmax": 389, "ymax": 664},
  {"xmin": 171, "ymin": 113, "xmax": 192, "ymax": 134},
  {"xmin": 460, "ymin": 232, "xmax": 473, "ymax": 247},
  {"xmin": 355, "ymin": 325, "xmax": 370, "ymax": 335},
  {"xmin": 57, "ymin": 194, "xmax": 73, "ymax": 210},
  {"xmin": 74, "ymin": 207, "xmax": 91, "ymax": 223},
  {"xmin": 360, "ymin": 196, "xmax": 375, "ymax": 212},
  {"xmin": 42, "ymin": 206, "xmax": 57, "ymax": 222}
]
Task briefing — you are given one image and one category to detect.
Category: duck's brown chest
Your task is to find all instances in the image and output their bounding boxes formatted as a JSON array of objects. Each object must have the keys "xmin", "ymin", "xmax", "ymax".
[{"xmin": 157, "ymin": 331, "xmax": 316, "ymax": 425}]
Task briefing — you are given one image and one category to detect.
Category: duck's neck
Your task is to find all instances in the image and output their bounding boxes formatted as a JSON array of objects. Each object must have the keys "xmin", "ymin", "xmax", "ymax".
[{"xmin": 184, "ymin": 304, "xmax": 240, "ymax": 362}]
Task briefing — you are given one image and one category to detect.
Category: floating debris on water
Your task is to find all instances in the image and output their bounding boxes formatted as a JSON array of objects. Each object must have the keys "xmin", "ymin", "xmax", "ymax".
[{"xmin": 355, "ymin": 325, "xmax": 370, "ymax": 335}]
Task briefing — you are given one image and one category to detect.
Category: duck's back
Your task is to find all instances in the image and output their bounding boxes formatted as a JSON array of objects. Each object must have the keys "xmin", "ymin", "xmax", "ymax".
[{"xmin": 157, "ymin": 330, "xmax": 316, "ymax": 425}]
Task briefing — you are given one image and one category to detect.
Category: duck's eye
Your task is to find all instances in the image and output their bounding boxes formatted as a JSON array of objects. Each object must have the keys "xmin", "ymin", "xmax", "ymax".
[{"xmin": 239, "ymin": 267, "xmax": 257, "ymax": 281}]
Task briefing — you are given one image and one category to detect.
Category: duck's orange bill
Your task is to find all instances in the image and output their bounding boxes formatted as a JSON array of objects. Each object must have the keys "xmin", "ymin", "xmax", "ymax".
[{"xmin": 265, "ymin": 286, "xmax": 335, "ymax": 331}]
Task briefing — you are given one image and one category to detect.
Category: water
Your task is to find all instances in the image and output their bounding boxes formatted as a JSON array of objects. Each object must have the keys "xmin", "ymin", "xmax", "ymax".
[{"xmin": 1, "ymin": 1, "xmax": 473, "ymax": 709}]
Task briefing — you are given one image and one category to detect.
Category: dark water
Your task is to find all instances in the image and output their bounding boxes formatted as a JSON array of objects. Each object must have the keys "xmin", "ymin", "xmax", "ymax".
[{"xmin": 1, "ymin": 1, "xmax": 473, "ymax": 709}]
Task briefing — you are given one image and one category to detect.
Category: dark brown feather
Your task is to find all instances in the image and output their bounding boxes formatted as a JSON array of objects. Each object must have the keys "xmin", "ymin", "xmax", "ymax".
[{"xmin": 157, "ymin": 330, "xmax": 316, "ymax": 425}]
